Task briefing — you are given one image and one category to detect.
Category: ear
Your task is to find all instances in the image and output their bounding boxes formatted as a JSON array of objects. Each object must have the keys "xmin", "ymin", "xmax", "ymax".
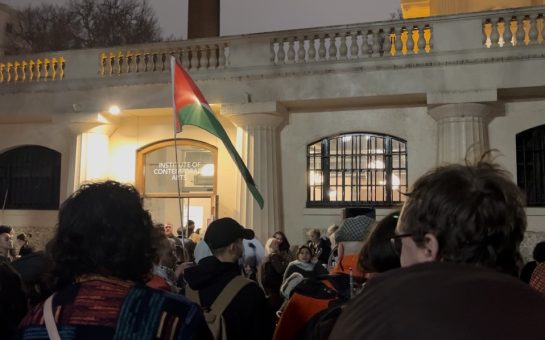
[{"xmin": 423, "ymin": 233, "xmax": 440, "ymax": 261}]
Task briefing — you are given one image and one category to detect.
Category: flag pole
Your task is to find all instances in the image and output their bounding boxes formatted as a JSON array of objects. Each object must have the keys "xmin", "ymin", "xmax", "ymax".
[{"xmin": 171, "ymin": 56, "xmax": 188, "ymax": 261}]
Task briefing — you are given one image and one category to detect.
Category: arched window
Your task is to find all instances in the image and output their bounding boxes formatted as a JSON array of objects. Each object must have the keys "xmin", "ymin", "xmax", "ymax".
[
  {"xmin": 516, "ymin": 125, "xmax": 545, "ymax": 206},
  {"xmin": 307, "ymin": 132, "xmax": 407, "ymax": 207},
  {"xmin": 0, "ymin": 145, "xmax": 61, "ymax": 210}
]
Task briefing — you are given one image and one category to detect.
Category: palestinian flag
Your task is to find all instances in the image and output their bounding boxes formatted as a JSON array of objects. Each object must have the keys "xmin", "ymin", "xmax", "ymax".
[{"xmin": 171, "ymin": 56, "xmax": 264, "ymax": 209}]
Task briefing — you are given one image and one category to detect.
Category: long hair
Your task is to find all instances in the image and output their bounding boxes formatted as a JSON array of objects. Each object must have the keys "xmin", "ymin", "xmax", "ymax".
[
  {"xmin": 47, "ymin": 181, "xmax": 157, "ymax": 289},
  {"xmin": 359, "ymin": 212, "xmax": 401, "ymax": 273},
  {"xmin": 273, "ymin": 231, "xmax": 291, "ymax": 252}
]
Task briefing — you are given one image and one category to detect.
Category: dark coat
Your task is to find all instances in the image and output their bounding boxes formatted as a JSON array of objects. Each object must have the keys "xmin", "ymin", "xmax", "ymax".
[
  {"xmin": 330, "ymin": 261, "xmax": 545, "ymax": 340},
  {"xmin": 184, "ymin": 256, "xmax": 275, "ymax": 340}
]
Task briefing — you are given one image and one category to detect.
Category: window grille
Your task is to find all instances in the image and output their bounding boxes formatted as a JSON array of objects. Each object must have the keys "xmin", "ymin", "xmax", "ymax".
[
  {"xmin": 0, "ymin": 146, "xmax": 61, "ymax": 210},
  {"xmin": 516, "ymin": 125, "xmax": 545, "ymax": 206},
  {"xmin": 307, "ymin": 133, "xmax": 407, "ymax": 207}
]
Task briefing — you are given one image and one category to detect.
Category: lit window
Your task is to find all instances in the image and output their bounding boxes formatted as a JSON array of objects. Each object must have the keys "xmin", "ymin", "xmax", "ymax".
[
  {"xmin": 516, "ymin": 124, "xmax": 545, "ymax": 206},
  {"xmin": 307, "ymin": 133, "xmax": 407, "ymax": 207}
]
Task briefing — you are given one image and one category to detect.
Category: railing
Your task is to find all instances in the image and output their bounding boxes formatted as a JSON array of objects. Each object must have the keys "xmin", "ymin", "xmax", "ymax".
[
  {"xmin": 1, "ymin": 6, "xmax": 545, "ymax": 85},
  {"xmin": 271, "ymin": 22, "xmax": 432, "ymax": 64},
  {"xmin": 99, "ymin": 42, "xmax": 229, "ymax": 77},
  {"xmin": 483, "ymin": 10, "xmax": 544, "ymax": 47},
  {"xmin": 0, "ymin": 56, "xmax": 65, "ymax": 83}
]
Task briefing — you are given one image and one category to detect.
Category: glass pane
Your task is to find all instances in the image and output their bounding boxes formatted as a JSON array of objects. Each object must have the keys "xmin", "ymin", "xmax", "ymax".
[
  {"xmin": 330, "ymin": 139, "xmax": 339, "ymax": 155},
  {"xmin": 145, "ymin": 145, "xmax": 214, "ymax": 194}
]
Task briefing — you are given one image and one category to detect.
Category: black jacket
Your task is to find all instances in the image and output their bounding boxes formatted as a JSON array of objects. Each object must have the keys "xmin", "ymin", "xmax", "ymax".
[{"xmin": 184, "ymin": 256, "xmax": 275, "ymax": 340}]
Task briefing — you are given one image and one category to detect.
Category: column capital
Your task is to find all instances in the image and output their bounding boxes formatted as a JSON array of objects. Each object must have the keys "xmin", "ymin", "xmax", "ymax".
[
  {"xmin": 221, "ymin": 101, "xmax": 287, "ymax": 128},
  {"xmin": 55, "ymin": 113, "xmax": 119, "ymax": 135},
  {"xmin": 428, "ymin": 102, "xmax": 493, "ymax": 121}
]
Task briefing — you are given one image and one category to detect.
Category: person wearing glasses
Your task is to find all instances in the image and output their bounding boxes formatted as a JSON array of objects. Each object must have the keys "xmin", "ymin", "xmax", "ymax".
[{"xmin": 330, "ymin": 159, "xmax": 545, "ymax": 339}]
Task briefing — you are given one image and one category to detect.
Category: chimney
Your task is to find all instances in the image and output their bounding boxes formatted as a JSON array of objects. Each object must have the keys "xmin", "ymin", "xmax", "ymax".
[{"xmin": 188, "ymin": 0, "xmax": 220, "ymax": 39}]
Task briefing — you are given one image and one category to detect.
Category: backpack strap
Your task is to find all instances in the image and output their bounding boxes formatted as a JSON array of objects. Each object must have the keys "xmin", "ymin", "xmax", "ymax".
[{"xmin": 210, "ymin": 276, "xmax": 252, "ymax": 315}]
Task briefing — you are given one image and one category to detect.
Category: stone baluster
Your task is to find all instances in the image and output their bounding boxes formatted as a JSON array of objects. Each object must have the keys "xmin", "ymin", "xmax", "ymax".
[
  {"xmin": 307, "ymin": 35, "xmax": 317, "ymax": 62},
  {"xmin": 515, "ymin": 17, "xmax": 526, "ymax": 46},
  {"xmin": 318, "ymin": 35, "xmax": 327, "ymax": 61},
  {"xmin": 372, "ymin": 30, "xmax": 381, "ymax": 57},
  {"xmin": 28, "ymin": 60, "xmax": 34, "ymax": 80},
  {"xmin": 360, "ymin": 30, "xmax": 369, "ymax": 57},
  {"xmin": 394, "ymin": 27, "xmax": 403, "ymax": 55},
  {"xmin": 134, "ymin": 51, "xmax": 141, "ymax": 73},
  {"xmin": 113, "ymin": 53, "xmax": 121, "ymax": 75},
  {"xmin": 51, "ymin": 58, "xmax": 58, "ymax": 80},
  {"xmin": 287, "ymin": 37, "xmax": 296, "ymax": 64},
  {"xmin": 43, "ymin": 59, "xmax": 50, "ymax": 80},
  {"xmin": 529, "ymin": 15, "xmax": 539, "ymax": 44},
  {"xmin": 427, "ymin": 25, "xmax": 433, "ymax": 51},
  {"xmin": 189, "ymin": 46, "xmax": 198, "ymax": 70},
  {"xmin": 339, "ymin": 32, "xmax": 348, "ymax": 59},
  {"xmin": 277, "ymin": 38, "xmax": 286, "ymax": 64},
  {"xmin": 350, "ymin": 31, "xmax": 359, "ymax": 59},
  {"xmin": 483, "ymin": 20, "xmax": 489, "ymax": 47},
  {"xmin": 297, "ymin": 36, "xmax": 306, "ymax": 63},
  {"xmin": 382, "ymin": 28, "xmax": 392, "ymax": 56},
  {"xmin": 0, "ymin": 64, "xmax": 4, "ymax": 83},
  {"xmin": 541, "ymin": 15, "xmax": 545, "ymax": 44},
  {"xmin": 364, "ymin": 30, "xmax": 373, "ymax": 57},
  {"xmin": 270, "ymin": 39, "xmax": 276, "ymax": 64},
  {"xmin": 503, "ymin": 18, "xmax": 513, "ymax": 47},
  {"xmin": 218, "ymin": 44, "xmax": 226, "ymax": 69},
  {"xmin": 417, "ymin": 26, "xmax": 426, "ymax": 53},
  {"xmin": 490, "ymin": 19, "xmax": 500, "ymax": 47},
  {"xmin": 208, "ymin": 45, "xmax": 217, "ymax": 69},
  {"xmin": 406, "ymin": 27, "xmax": 415, "ymax": 54},
  {"xmin": 59, "ymin": 57, "xmax": 65, "ymax": 79},
  {"xmin": 328, "ymin": 33, "xmax": 338, "ymax": 60},
  {"xmin": 21, "ymin": 61, "xmax": 28, "ymax": 82},
  {"xmin": 35, "ymin": 60, "xmax": 42, "ymax": 80},
  {"xmin": 13, "ymin": 61, "xmax": 20, "ymax": 82},
  {"xmin": 223, "ymin": 103, "xmax": 286, "ymax": 242},
  {"xmin": 200, "ymin": 46, "xmax": 209, "ymax": 70},
  {"xmin": 181, "ymin": 49, "xmax": 190, "ymax": 69},
  {"xmin": 429, "ymin": 103, "xmax": 492, "ymax": 165}
]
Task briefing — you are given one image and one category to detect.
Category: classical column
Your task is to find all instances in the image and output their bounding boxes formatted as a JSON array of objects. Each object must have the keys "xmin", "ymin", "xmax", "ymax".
[
  {"xmin": 222, "ymin": 102, "xmax": 286, "ymax": 241},
  {"xmin": 428, "ymin": 103, "xmax": 492, "ymax": 165},
  {"xmin": 65, "ymin": 115, "xmax": 118, "ymax": 192}
]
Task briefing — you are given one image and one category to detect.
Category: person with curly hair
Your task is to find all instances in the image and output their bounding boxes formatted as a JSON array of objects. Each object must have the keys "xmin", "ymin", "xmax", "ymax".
[{"xmin": 17, "ymin": 181, "xmax": 212, "ymax": 340}]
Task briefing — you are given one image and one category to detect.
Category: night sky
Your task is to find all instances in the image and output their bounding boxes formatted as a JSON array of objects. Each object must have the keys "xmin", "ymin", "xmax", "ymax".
[{"xmin": 1, "ymin": 0, "xmax": 400, "ymax": 39}]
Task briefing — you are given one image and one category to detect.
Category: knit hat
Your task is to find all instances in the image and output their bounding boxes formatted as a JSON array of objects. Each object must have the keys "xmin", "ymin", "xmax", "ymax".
[{"xmin": 335, "ymin": 215, "xmax": 375, "ymax": 243}]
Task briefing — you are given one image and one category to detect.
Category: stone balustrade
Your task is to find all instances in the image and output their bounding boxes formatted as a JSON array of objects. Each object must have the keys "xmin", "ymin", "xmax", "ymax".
[
  {"xmin": 99, "ymin": 41, "xmax": 229, "ymax": 77},
  {"xmin": 483, "ymin": 9, "xmax": 544, "ymax": 47},
  {"xmin": 271, "ymin": 21, "xmax": 432, "ymax": 64},
  {"xmin": 1, "ymin": 6, "xmax": 544, "ymax": 85},
  {"xmin": 0, "ymin": 56, "xmax": 65, "ymax": 83}
]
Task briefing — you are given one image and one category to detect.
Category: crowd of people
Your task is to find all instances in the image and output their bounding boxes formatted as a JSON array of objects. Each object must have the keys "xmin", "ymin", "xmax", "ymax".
[{"xmin": 1, "ymin": 159, "xmax": 545, "ymax": 339}]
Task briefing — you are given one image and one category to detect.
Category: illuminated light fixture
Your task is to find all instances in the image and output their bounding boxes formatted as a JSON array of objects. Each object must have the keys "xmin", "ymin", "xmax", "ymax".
[
  {"xmin": 200, "ymin": 164, "xmax": 215, "ymax": 177},
  {"xmin": 108, "ymin": 105, "xmax": 121, "ymax": 115}
]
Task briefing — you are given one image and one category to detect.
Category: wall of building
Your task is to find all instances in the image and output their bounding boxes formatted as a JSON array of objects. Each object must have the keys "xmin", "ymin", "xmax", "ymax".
[
  {"xmin": 489, "ymin": 99, "xmax": 545, "ymax": 233},
  {"xmin": 280, "ymin": 106, "xmax": 437, "ymax": 245},
  {"xmin": 108, "ymin": 111, "xmax": 240, "ymax": 224},
  {"xmin": 0, "ymin": 121, "xmax": 73, "ymax": 249}
]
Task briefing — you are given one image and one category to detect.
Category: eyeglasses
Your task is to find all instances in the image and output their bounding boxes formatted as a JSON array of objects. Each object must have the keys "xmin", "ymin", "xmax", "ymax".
[{"xmin": 389, "ymin": 233, "xmax": 413, "ymax": 256}]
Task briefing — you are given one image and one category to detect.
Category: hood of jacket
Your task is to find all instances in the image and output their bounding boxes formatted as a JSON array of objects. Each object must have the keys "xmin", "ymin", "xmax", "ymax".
[{"xmin": 184, "ymin": 256, "xmax": 241, "ymax": 290}]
